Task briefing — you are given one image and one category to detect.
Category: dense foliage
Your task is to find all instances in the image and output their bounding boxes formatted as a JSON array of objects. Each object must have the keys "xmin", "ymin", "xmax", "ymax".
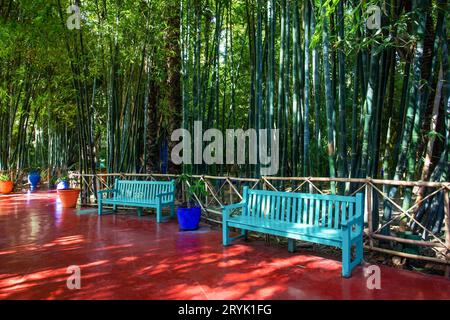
[
  {"xmin": 0, "ymin": 0, "xmax": 181, "ymax": 176},
  {"xmin": 0, "ymin": 1, "xmax": 449, "ymax": 192}
]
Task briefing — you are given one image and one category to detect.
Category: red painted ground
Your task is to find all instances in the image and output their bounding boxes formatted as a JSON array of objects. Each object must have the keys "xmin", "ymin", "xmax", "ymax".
[{"xmin": 0, "ymin": 191, "xmax": 449, "ymax": 300}]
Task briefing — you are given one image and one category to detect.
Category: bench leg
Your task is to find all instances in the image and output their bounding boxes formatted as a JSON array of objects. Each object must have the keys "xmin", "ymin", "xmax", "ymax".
[
  {"xmin": 241, "ymin": 229, "xmax": 248, "ymax": 241},
  {"xmin": 137, "ymin": 208, "xmax": 143, "ymax": 217},
  {"xmin": 342, "ymin": 249, "xmax": 352, "ymax": 278},
  {"xmin": 342, "ymin": 232, "xmax": 352, "ymax": 278},
  {"xmin": 98, "ymin": 202, "xmax": 103, "ymax": 216},
  {"xmin": 288, "ymin": 239, "xmax": 296, "ymax": 253},
  {"xmin": 156, "ymin": 206, "xmax": 162, "ymax": 223},
  {"xmin": 222, "ymin": 221, "xmax": 230, "ymax": 246},
  {"xmin": 113, "ymin": 205, "xmax": 117, "ymax": 213},
  {"xmin": 170, "ymin": 203, "xmax": 175, "ymax": 219}
]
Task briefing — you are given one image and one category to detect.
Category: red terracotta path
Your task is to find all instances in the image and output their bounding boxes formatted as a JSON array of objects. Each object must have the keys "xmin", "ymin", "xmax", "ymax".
[{"xmin": 0, "ymin": 191, "xmax": 449, "ymax": 300}]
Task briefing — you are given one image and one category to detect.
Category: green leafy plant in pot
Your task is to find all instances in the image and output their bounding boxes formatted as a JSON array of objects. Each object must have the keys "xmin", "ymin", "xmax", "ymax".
[
  {"xmin": 177, "ymin": 174, "xmax": 208, "ymax": 231},
  {"xmin": 56, "ymin": 175, "xmax": 71, "ymax": 190},
  {"xmin": 48, "ymin": 177, "xmax": 58, "ymax": 189}
]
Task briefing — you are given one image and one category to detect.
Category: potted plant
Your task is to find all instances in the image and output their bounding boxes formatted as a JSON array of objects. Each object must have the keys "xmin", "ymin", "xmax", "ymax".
[
  {"xmin": 28, "ymin": 168, "xmax": 41, "ymax": 190},
  {"xmin": 0, "ymin": 174, "xmax": 14, "ymax": 194},
  {"xmin": 176, "ymin": 174, "xmax": 208, "ymax": 231},
  {"xmin": 56, "ymin": 175, "xmax": 70, "ymax": 190},
  {"xmin": 56, "ymin": 175, "xmax": 80, "ymax": 208},
  {"xmin": 48, "ymin": 177, "xmax": 58, "ymax": 189}
]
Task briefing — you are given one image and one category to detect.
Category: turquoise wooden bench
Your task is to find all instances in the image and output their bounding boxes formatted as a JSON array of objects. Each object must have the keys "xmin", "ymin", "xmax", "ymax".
[
  {"xmin": 222, "ymin": 188, "xmax": 364, "ymax": 278},
  {"xmin": 97, "ymin": 179, "xmax": 176, "ymax": 223}
]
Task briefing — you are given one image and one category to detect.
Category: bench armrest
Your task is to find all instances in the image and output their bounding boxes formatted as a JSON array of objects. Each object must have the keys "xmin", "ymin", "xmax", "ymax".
[
  {"xmin": 97, "ymin": 189, "xmax": 117, "ymax": 198},
  {"xmin": 222, "ymin": 202, "xmax": 246, "ymax": 220},
  {"xmin": 156, "ymin": 192, "xmax": 175, "ymax": 202},
  {"xmin": 341, "ymin": 216, "xmax": 360, "ymax": 227},
  {"xmin": 156, "ymin": 192, "xmax": 174, "ymax": 197},
  {"xmin": 98, "ymin": 189, "xmax": 117, "ymax": 194},
  {"xmin": 341, "ymin": 215, "xmax": 363, "ymax": 239}
]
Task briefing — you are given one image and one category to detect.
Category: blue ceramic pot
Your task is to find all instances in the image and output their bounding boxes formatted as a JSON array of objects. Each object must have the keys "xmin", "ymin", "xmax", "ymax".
[
  {"xmin": 57, "ymin": 181, "xmax": 70, "ymax": 190},
  {"xmin": 28, "ymin": 171, "xmax": 41, "ymax": 190},
  {"xmin": 177, "ymin": 206, "xmax": 201, "ymax": 231}
]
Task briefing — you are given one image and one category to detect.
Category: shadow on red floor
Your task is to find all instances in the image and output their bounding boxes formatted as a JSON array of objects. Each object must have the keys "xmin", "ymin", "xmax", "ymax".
[{"xmin": 0, "ymin": 191, "xmax": 449, "ymax": 300}]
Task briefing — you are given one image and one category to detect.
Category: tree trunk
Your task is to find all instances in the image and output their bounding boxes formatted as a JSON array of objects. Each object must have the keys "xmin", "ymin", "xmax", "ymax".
[{"xmin": 165, "ymin": 3, "xmax": 182, "ymax": 174}]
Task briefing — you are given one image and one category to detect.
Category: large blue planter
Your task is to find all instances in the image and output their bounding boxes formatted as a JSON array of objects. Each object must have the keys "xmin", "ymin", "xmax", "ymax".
[
  {"xmin": 177, "ymin": 206, "xmax": 201, "ymax": 231},
  {"xmin": 28, "ymin": 171, "xmax": 41, "ymax": 190}
]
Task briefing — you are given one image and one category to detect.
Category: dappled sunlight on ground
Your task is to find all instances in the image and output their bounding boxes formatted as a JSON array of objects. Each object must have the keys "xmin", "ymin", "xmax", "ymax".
[{"xmin": 0, "ymin": 191, "xmax": 449, "ymax": 299}]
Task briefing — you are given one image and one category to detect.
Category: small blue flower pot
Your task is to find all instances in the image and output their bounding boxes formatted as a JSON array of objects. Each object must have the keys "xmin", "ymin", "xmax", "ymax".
[
  {"xmin": 57, "ymin": 181, "xmax": 70, "ymax": 190},
  {"xmin": 28, "ymin": 171, "xmax": 41, "ymax": 190},
  {"xmin": 177, "ymin": 206, "xmax": 201, "ymax": 231}
]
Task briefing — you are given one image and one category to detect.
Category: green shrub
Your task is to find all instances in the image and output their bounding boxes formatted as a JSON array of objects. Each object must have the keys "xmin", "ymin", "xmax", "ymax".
[{"xmin": 0, "ymin": 174, "xmax": 11, "ymax": 182}]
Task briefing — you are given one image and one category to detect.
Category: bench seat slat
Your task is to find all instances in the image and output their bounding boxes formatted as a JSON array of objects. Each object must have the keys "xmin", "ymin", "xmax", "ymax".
[
  {"xmin": 102, "ymin": 198, "xmax": 173, "ymax": 206},
  {"xmin": 228, "ymin": 216, "xmax": 342, "ymax": 247},
  {"xmin": 228, "ymin": 216, "xmax": 342, "ymax": 239},
  {"xmin": 102, "ymin": 200, "xmax": 158, "ymax": 207}
]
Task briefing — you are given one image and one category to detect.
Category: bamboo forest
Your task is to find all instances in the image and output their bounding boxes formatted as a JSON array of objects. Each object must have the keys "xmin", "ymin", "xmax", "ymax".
[{"xmin": 0, "ymin": 0, "xmax": 450, "ymax": 297}]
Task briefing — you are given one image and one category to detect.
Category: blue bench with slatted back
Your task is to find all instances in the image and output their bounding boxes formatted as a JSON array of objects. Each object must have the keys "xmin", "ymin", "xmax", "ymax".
[
  {"xmin": 97, "ymin": 179, "xmax": 176, "ymax": 223},
  {"xmin": 222, "ymin": 187, "xmax": 364, "ymax": 278}
]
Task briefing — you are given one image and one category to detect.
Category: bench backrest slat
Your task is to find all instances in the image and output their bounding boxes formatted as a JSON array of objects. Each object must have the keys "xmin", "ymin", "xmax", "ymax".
[
  {"xmin": 327, "ymin": 200, "xmax": 334, "ymax": 228},
  {"xmin": 333, "ymin": 201, "xmax": 340, "ymax": 229},
  {"xmin": 342, "ymin": 203, "xmax": 347, "ymax": 225},
  {"xmin": 275, "ymin": 196, "xmax": 281, "ymax": 220},
  {"xmin": 242, "ymin": 189, "xmax": 363, "ymax": 229},
  {"xmin": 114, "ymin": 179, "xmax": 175, "ymax": 202},
  {"xmin": 321, "ymin": 200, "xmax": 327, "ymax": 227},
  {"xmin": 302, "ymin": 198, "xmax": 308, "ymax": 224},
  {"xmin": 314, "ymin": 199, "xmax": 320, "ymax": 226}
]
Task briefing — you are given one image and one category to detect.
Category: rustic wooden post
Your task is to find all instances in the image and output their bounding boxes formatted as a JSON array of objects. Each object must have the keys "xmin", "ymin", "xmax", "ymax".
[
  {"xmin": 203, "ymin": 176, "xmax": 208, "ymax": 207},
  {"xmin": 444, "ymin": 187, "xmax": 450, "ymax": 277},
  {"xmin": 262, "ymin": 178, "xmax": 270, "ymax": 244},
  {"xmin": 95, "ymin": 176, "xmax": 100, "ymax": 204},
  {"xmin": 229, "ymin": 178, "xmax": 232, "ymax": 205},
  {"xmin": 84, "ymin": 175, "xmax": 89, "ymax": 205},
  {"xmin": 365, "ymin": 180, "xmax": 374, "ymax": 249}
]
